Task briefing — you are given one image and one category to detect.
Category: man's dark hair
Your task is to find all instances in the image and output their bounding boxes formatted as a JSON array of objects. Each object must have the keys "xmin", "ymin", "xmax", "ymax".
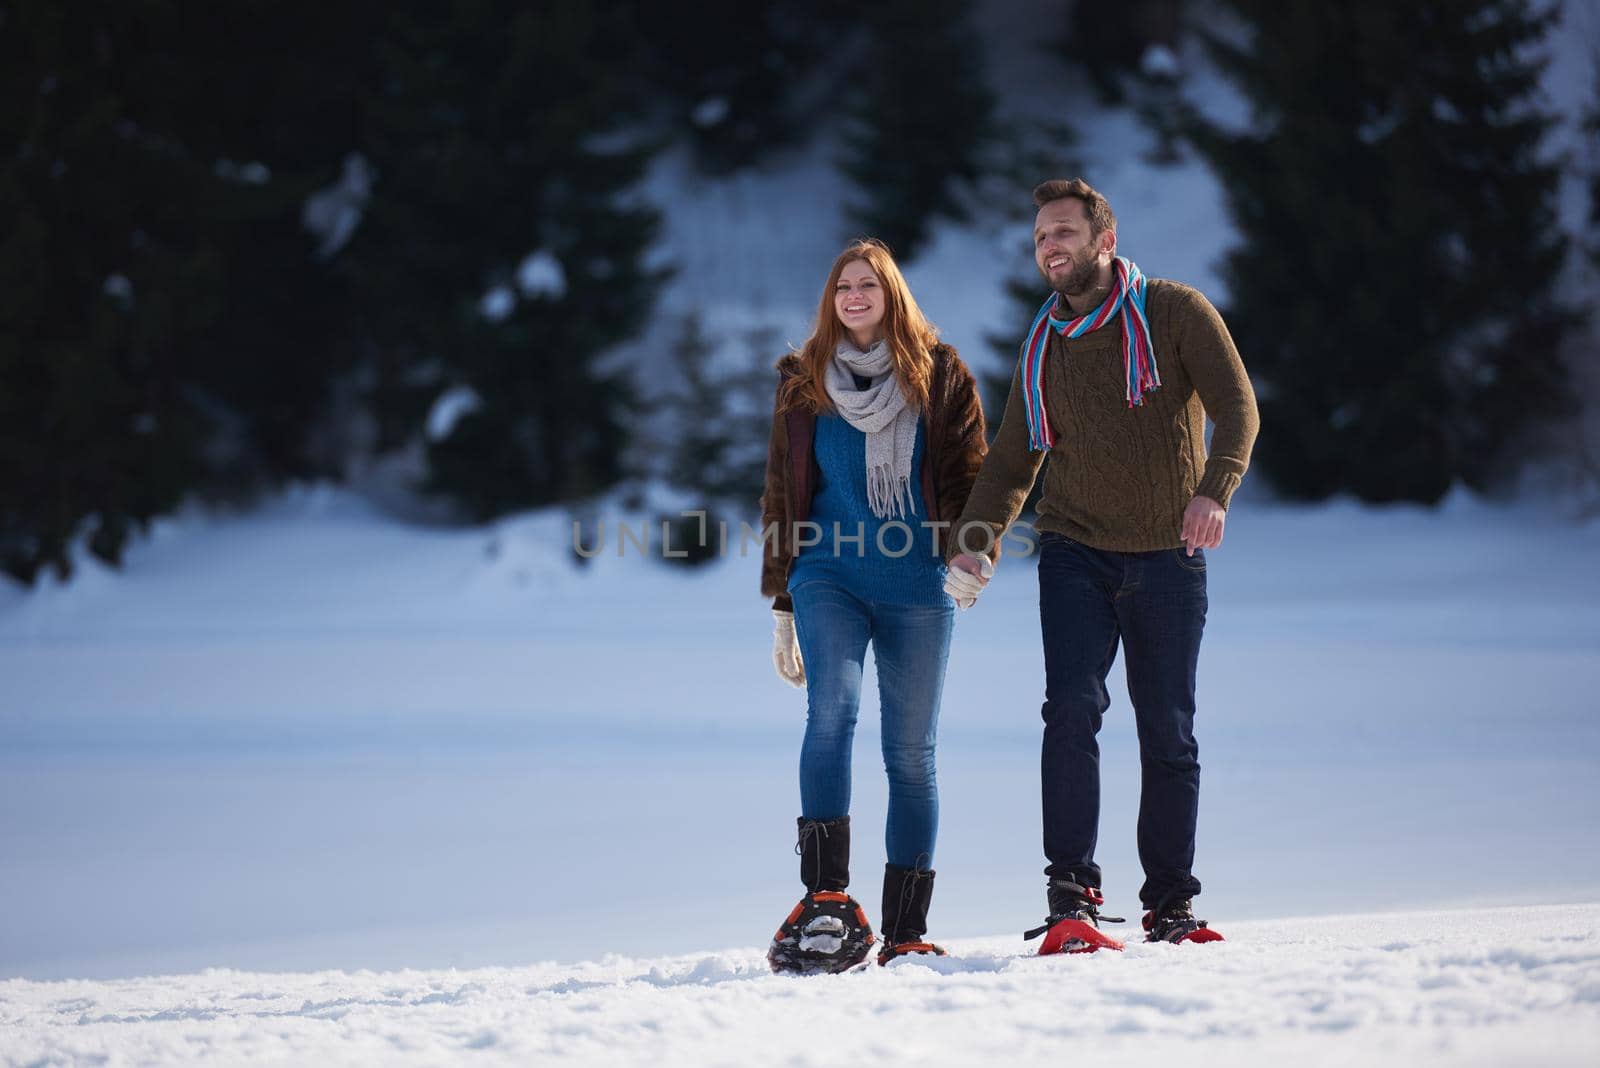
[{"xmin": 1033, "ymin": 178, "xmax": 1117, "ymax": 237}]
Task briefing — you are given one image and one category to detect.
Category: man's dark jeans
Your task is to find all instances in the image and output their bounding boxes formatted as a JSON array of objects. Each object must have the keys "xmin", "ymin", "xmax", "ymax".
[{"xmin": 1037, "ymin": 531, "xmax": 1207, "ymax": 909}]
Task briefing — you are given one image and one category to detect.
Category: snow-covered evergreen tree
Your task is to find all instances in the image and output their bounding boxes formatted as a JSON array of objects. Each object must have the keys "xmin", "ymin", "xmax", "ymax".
[
  {"xmin": 1185, "ymin": 0, "xmax": 1579, "ymax": 502},
  {"xmin": 839, "ymin": 0, "xmax": 994, "ymax": 260},
  {"xmin": 620, "ymin": 0, "xmax": 850, "ymax": 175},
  {"xmin": 0, "ymin": 2, "xmax": 354, "ymax": 581},
  {"xmin": 337, "ymin": 2, "xmax": 667, "ymax": 520}
]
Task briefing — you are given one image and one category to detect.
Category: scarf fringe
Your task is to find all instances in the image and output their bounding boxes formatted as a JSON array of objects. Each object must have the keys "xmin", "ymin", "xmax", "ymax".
[{"xmin": 866, "ymin": 466, "xmax": 912, "ymax": 522}]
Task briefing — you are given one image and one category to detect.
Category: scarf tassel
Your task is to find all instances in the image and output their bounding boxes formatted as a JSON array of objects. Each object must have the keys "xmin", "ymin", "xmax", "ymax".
[{"xmin": 866, "ymin": 466, "xmax": 912, "ymax": 522}]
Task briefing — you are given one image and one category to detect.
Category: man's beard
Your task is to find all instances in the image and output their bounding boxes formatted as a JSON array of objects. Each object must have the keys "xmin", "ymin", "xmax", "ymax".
[{"xmin": 1046, "ymin": 255, "xmax": 1101, "ymax": 300}]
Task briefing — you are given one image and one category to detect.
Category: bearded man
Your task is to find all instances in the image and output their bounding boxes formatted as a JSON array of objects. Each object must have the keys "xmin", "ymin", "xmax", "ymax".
[{"xmin": 945, "ymin": 178, "xmax": 1259, "ymax": 950}]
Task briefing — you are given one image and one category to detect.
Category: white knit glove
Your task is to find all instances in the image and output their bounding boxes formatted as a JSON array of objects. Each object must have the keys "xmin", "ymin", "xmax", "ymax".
[
  {"xmin": 943, "ymin": 553, "xmax": 994, "ymax": 610},
  {"xmin": 772, "ymin": 609, "xmax": 805, "ymax": 688}
]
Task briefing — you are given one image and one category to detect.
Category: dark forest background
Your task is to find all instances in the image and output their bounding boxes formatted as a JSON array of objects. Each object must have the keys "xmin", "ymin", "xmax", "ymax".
[{"xmin": 4, "ymin": 0, "xmax": 1596, "ymax": 583}]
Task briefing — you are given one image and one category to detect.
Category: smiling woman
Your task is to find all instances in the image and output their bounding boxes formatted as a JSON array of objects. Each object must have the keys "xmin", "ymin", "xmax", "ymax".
[
  {"xmin": 834, "ymin": 261, "xmax": 887, "ymax": 351},
  {"xmin": 757, "ymin": 238, "xmax": 989, "ymax": 972}
]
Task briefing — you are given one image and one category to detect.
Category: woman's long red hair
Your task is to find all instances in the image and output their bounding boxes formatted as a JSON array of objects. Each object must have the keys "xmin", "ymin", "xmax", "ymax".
[{"xmin": 776, "ymin": 239, "xmax": 939, "ymax": 414}]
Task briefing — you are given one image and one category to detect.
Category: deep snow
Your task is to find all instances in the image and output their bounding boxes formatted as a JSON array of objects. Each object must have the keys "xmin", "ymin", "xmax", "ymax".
[{"xmin": 3, "ymin": 905, "xmax": 1598, "ymax": 1066}]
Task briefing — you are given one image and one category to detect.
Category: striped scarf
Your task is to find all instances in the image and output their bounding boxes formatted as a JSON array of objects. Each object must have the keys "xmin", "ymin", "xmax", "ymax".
[{"xmin": 1019, "ymin": 256, "xmax": 1160, "ymax": 451}]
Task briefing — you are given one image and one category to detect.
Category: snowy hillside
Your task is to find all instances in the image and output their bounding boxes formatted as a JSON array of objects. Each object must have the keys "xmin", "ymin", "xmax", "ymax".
[
  {"xmin": 636, "ymin": 0, "xmax": 1599, "ymax": 390},
  {"xmin": 4, "ymin": 905, "xmax": 1598, "ymax": 1066}
]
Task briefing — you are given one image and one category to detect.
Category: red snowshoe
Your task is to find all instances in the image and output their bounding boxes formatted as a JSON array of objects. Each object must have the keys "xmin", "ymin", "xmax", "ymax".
[{"xmin": 1025, "ymin": 878, "xmax": 1126, "ymax": 955}]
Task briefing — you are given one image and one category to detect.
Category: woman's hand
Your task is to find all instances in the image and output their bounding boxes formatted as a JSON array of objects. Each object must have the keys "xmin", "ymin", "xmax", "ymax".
[
  {"xmin": 772, "ymin": 609, "xmax": 806, "ymax": 688},
  {"xmin": 944, "ymin": 553, "xmax": 994, "ymax": 609}
]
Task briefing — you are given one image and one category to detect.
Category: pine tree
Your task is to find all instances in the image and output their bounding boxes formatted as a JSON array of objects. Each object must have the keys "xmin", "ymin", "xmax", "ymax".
[
  {"xmin": 1, "ymin": 1, "xmax": 672, "ymax": 579},
  {"xmin": 1577, "ymin": 56, "xmax": 1600, "ymax": 506},
  {"xmin": 0, "ymin": 2, "xmax": 353, "ymax": 582},
  {"xmin": 618, "ymin": 0, "xmax": 851, "ymax": 175},
  {"xmin": 1589, "ymin": 58, "xmax": 1600, "ymax": 272},
  {"xmin": 974, "ymin": 125, "xmax": 1088, "ymax": 525},
  {"xmin": 623, "ymin": 312, "xmax": 777, "ymax": 566},
  {"xmin": 1183, "ymin": 0, "xmax": 1578, "ymax": 503},
  {"xmin": 981, "ymin": 127, "xmax": 1085, "ymax": 421},
  {"xmin": 840, "ymin": 0, "xmax": 994, "ymax": 260},
  {"xmin": 1053, "ymin": 0, "xmax": 1185, "ymax": 107},
  {"xmin": 336, "ymin": 2, "xmax": 667, "ymax": 520},
  {"xmin": 650, "ymin": 312, "xmax": 773, "ymax": 509}
]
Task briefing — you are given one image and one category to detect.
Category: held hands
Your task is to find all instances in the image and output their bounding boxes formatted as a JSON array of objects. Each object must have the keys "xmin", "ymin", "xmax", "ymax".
[
  {"xmin": 943, "ymin": 553, "xmax": 995, "ymax": 610},
  {"xmin": 1181, "ymin": 495, "xmax": 1226, "ymax": 555},
  {"xmin": 771, "ymin": 609, "xmax": 805, "ymax": 688}
]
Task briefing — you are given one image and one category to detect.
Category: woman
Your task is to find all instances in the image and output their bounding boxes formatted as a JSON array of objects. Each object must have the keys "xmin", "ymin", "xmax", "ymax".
[{"xmin": 760, "ymin": 239, "xmax": 987, "ymax": 972}]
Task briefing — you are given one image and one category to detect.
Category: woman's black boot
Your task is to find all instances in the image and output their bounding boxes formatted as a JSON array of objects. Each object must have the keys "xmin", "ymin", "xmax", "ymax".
[
  {"xmin": 796, "ymin": 816, "xmax": 850, "ymax": 892},
  {"xmin": 768, "ymin": 817, "xmax": 875, "ymax": 974},
  {"xmin": 877, "ymin": 863, "xmax": 947, "ymax": 964}
]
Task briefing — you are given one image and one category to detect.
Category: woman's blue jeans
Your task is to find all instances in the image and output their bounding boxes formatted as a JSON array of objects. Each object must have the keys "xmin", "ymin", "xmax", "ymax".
[{"xmin": 790, "ymin": 579, "xmax": 954, "ymax": 872}]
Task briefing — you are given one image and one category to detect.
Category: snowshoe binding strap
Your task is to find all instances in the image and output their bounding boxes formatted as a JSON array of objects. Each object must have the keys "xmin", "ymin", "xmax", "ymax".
[
  {"xmin": 1026, "ymin": 879, "xmax": 1127, "ymax": 954},
  {"xmin": 1141, "ymin": 895, "xmax": 1225, "ymax": 944},
  {"xmin": 877, "ymin": 940, "xmax": 947, "ymax": 965},
  {"xmin": 1024, "ymin": 879, "xmax": 1124, "ymax": 939}
]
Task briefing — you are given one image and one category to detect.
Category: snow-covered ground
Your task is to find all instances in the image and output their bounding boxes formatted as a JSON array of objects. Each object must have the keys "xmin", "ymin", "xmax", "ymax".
[
  {"xmin": 2, "ymin": 485, "xmax": 1598, "ymax": 989},
  {"xmin": 4, "ymin": 905, "xmax": 1597, "ymax": 1066}
]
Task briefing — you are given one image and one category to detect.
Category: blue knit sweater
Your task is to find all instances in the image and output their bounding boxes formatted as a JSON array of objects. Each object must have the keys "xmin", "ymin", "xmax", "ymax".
[{"xmin": 787, "ymin": 412, "xmax": 950, "ymax": 606}]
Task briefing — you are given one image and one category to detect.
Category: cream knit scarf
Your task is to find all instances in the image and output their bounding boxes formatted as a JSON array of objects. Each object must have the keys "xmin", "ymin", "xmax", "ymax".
[{"xmin": 824, "ymin": 340, "xmax": 918, "ymax": 520}]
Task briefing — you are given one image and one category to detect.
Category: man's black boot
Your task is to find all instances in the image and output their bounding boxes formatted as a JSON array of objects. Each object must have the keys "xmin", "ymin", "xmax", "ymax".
[
  {"xmin": 1023, "ymin": 877, "xmax": 1127, "ymax": 955},
  {"xmin": 1142, "ymin": 892, "xmax": 1225, "ymax": 944}
]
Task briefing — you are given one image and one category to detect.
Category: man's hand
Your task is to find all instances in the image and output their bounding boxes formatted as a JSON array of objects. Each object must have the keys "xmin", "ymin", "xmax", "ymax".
[
  {"xmin": 944, "ymin": 553, "xmax": 994, "ymax": 609},
  {"xmin": 1181, "ymin": 495, "xmax": 1225, "ymax": 555}
]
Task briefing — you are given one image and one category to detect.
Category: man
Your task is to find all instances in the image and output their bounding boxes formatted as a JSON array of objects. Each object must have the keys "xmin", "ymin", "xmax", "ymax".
[{"xmin": 945, "ymin": 178, "xmax": 1258, "ymax": 949}]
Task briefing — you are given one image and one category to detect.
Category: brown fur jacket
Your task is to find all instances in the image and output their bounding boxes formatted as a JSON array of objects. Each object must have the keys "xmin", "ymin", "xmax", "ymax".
[{"xmin": 759, "ymin": 343, "xmax": 988, "ymax": 612}]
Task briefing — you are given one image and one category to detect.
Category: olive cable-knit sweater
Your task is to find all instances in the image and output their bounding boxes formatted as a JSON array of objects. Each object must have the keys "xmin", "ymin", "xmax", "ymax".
[{"xmin": 951, "ymin": 279, "xmax": 1258, "ymax": 558}]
